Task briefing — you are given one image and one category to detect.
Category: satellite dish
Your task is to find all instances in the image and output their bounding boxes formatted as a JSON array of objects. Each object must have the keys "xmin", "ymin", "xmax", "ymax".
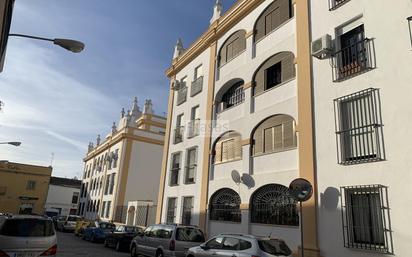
[
  {"xmin": 241, "ymin": 173, "xmax": 255, "ymax": 189},
  {"xmin": 231, "ymin": 170, "xmax": 241, "ymax": 184},
  {"xmin": 289, "ymin": 178, "xmax": 313, "ymax": 202}
]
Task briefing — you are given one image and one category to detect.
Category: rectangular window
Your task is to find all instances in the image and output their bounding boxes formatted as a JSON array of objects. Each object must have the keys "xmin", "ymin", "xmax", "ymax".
[
  {"xmin": 194, "ymin": 64, "xmax": 203, "ymax": 80},
  {"xmin": 265, "ymin": 62, "xmax": 282, "ymax": 90},
  {"xmin": 177, "ymin": 77, "xmax": 188, "ymax": 105},
  {"xmin": 72, "ymin": 192, "xmax": 79, "ymax": 204},
  {"xmin": 185, "ymin": 147, "xmax": 197, "ymax": 184},
  {"xmin": 26, "ymin": 181, "xmax": 36, "ymax": 191},
  {"xmin": 109, "ymin": 174, "xmax": 115, "ymax": 194},
  {"xmin": 226, "ymin": 37, "xmax": 239, "ymax": 61},
  {"xmin": 181, "ymin": 196, "xmax": 194, "ymax": 225},
  {"xmin": 174, "ymin": 114, "xmax": 184, "ymax": 144},
  {"xmin": 104, "ymin": 175, "xmax": 110, "ymax": 195},
  {"xmin": 166, "ymin": 197, "xmax": 177, "ymax": 223},
  {"xmin": 188, "ymin": 106, "xmax": 200, "ymax": 138},
  {"xmin": 263, "ymin": 121, "xmax": 295, "ymax": 153},
  {"xmin": 113, "ymin": 149, "xmax": 119, "ymax": 168},
  {"xmin": 106, "ymin": 201, "xmax": 111, "ymax": 218},
  {"xmin": 334, "ymin": 88, "xmax": 384, "ymax": 165},
  {"xmin": 341, "ymin": 185, "xmax": 393, "ymax": 254},
  {"xmin": 169, "ymin": 152, "xmax": 181, "ymax": 186},
  {"xmin": 101, "ymin": 201, "xmax": 106, "ymax": 217}
]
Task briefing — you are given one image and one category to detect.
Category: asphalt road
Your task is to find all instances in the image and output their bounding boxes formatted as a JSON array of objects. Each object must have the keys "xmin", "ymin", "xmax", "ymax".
[{"xmin": 56, "ymin": 231, "xmax": 129, "ymax": 257}]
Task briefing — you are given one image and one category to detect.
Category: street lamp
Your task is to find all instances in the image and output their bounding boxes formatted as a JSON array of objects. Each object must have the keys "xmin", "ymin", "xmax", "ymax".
[
  {"xmin": 0, "ymin": 141, "xmax": 21, "ymax": 146},
  {"xmin": 8, "ymin": 34, "xmax": 85, "ymax": 53}
]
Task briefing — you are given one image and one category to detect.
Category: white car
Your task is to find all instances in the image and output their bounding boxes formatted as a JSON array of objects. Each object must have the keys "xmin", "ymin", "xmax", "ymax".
[
  {"xmin": 0, "ymin": 215, "xmax": 57, "ymax": 257},
  {"xmin": 57, "ymin": 215, "xmax": 82, "ymax": 232}
]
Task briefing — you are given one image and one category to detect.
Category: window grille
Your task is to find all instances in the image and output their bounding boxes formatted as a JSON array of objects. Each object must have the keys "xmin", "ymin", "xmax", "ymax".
[
  {"xmin": 191, "ymin": 76, "xmax": 203, "ymax": 97},
  {"xmin": 184, "ymin": 147, "xmax": 197, "ymax": 184},
  {"xmin": 209, "ymin": 188, "xmax": 241, "ymax": 222},
  {"xmin": 177, "ymin": 85, "xmax": 187, "ymax": 106},
  {"xmin": 340, "ymin": 185, "xmax": 393, "ymax": 254},
  {"xmin": 329, "ymin": 0, "xmax": 351, "ymax": 11},
  {"xmin": 332, "ymin": 25, "xmax": 375, "ymax": 82},
  {"xmin": 166, "ymin": 197, "xmax": 177, "ymax": 223},
  {"xmin": 250, "ymin": 184, "xmax": 299, "ymax": 226},
  {"xmin": 334, "ymin": 88, "xmax": 385, "ymax": 165},
  {"xmin": 169, "ymin": 153, "xmax": 181, "ymax": 186},
  {"xmin": 182, "ymin": 197, "xmax": 194, "ymax": 225},
  {"xmin": 221, "ymin": 82, "xmax": 244, "ymax": 111}
]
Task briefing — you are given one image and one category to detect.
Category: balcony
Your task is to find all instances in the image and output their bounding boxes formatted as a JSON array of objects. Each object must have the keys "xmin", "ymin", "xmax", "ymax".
[
  {"xmin": 191, "ymin": 76, "xmax": 203, "ymax": 97},
  {"xmin": 187, "ymin": 119, "xmax": 200, "ymax": 138},
  {"xmin": 329, "ymin": 0, "xmax": 351, "ymax": 10},
  {"xmin": 173, "ymin": 126, "xmax": 184, "ymax": 144},
  {"xmin": 332, "ymin": 38, "xmax": 375, "ymax": 82},
  {"xmin": 176, "ymin": 86, "xmax": 187, "ymax": 106}
]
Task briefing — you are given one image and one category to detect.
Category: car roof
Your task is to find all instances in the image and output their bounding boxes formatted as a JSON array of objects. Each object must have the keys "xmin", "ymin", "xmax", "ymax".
[{"xmin": 9, "ymin": 215, "xmax": 51, "ymax": 220}]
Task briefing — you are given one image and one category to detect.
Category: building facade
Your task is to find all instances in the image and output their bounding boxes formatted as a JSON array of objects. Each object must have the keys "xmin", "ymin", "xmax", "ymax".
[
  {"xmin": 311, "ymin": 0, "xmax": 412, "ymax": 256},
  {"xmin": 44, "ymin": 176, "xmax": 81, "ymax": 217},
  {"xmin": 0, "ymin": 161, "xmax": 52, "ymax": 215},
  {"xmin": 157, "ymin": 0, "xmax": 318, "ymax": 255},
  {"xmin": 79, "ymin": 98, "xmax": 166, "ymax": 224}
]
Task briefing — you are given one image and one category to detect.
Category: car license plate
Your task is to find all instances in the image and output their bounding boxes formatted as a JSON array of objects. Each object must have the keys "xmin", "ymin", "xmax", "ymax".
[{"xmin": 15, "ymin": 253, "xmax": 37, "ymax": 257}]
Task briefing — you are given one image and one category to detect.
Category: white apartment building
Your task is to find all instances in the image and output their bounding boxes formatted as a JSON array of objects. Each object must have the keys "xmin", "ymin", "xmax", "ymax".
[
  {"xmin": 157, "ymin": 0, "xmax": 317, "ymax": 255},
  {"xmin": 311, "ymin": 1, "xmax": 412, "ymax": 257},
  {"xmin": 79, "ymin": 98, "xmax": 166, "ymax": 224},
  {"xmin": 44, "ymin": 177, "xmax": 81, "ymax": 217}
]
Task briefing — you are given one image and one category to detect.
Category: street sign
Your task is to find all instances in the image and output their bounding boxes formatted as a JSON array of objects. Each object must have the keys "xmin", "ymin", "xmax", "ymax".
[{"xmin": 0, "ymin": 0, "xmax": 14, "ymax": 73}]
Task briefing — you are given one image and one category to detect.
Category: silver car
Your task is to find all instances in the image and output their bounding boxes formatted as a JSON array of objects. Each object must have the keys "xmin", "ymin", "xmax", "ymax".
[
  {"xmin": 186, "ymin": 234, "xmax": 292, "ymax": 257},
  {"xmin": 0, "ymin": 215, "xmax": 57, "ymax": 257},
  {"xmin": 130, "ymin": 224, "xmax": 205, "ymax": 257}
]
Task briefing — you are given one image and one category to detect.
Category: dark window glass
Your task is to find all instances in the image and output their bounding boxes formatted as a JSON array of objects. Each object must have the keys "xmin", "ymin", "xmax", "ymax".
[
  {"xmin": 209, "ymin": 188, "xmax": 241, "ymax": 222},
  {"xmin": 206, "ymin": 237, "xmax": 224, "ymax": 249},
  {"xmin": 176, "ymin": 227, "xmax": 205, "ymax": 242},
  {"xmin": 72, "ymin": 192, "xmax": 79, "ymax": 204},
  {"xmin": 155, "ymin": 227, "xmax": 173, "ymax": 239},
  {"xmin": 221, "ymin": 81, "xmax": 244, "ymax": 111},
  {"xmin": 1, "ymin": 219, "xmax": 55, "ymax": 237},
  {"xmin": 166, "ymin": 198, "xmax": 177, "ymax": 223},
  {"xmin": 265, "ymin": 62, "xmax": 282, "ymax": 90},
  {"xmin": 67, "ymin": 216, "xmax": 81, "ymax": 222},
  {"xmin": 239, "ymin": 239, "xmax": 252, "ymax": 250},
  {"xmin": 258, "ymin": 239, "xmax": 292, "ymax": 256}
]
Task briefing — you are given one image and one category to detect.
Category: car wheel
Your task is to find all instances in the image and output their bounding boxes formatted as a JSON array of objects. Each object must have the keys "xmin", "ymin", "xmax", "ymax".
[
  {"xmin": 130, "ymin": 245, "xmax": 137, "ymax": 257},
  {"xmin": 115, "ymin": 241, "xmax": 121, "ymax": 252},
  {"xmin": 156, "ymin": 250, "xmax": 164, "ymax": 257}
]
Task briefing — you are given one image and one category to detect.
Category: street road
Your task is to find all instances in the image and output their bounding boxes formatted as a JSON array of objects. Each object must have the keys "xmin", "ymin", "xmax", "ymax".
[{"xmin": 56, "ymin": 232, "xmax": 129, "ymax": 257}]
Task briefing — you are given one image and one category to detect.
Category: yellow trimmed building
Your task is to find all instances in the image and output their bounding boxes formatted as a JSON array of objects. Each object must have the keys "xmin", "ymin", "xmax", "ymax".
[
  {"xmin": 79, "ymin": 98, "xmax": 166, "ymax": 225},
  {"xmin": 0, "ymin": 161, "xmax": 52, "ymax": 215}
]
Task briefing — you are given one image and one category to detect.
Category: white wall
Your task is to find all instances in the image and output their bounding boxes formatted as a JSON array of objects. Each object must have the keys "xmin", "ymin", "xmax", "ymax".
[
  {"xmin": 311, "ymin": 0, "xmax": 412, "ymax": 256},
  {"xmin": 45, "ymin": 185, "xmax": 80, "ymax": 216}
]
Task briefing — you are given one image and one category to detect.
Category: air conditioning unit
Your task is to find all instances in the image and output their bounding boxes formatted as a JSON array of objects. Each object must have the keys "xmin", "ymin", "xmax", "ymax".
[{"xmin": 311, "ymin": 34, "xmax": 333, "ymax": 59}]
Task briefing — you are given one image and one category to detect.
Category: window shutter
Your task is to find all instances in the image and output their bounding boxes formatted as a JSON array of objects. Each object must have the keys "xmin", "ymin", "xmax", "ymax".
[
  {"xmin": 215, "ymin": 141, "xmax": 222, "ymax": 163},
  {"xmin": 254, "ymin": 126, "xmax": 263, "ymax": 155},
  {"xmin": 264, "ymin": 128, "xmax": 273, "ymax": 153},
  {"xmin": 273, "ymin": 125, "xmax": 283, "ymax": 151},
  {"xmin": 234, "ymin": 135, "xmax": 242, "ymax": 159},
  {"xmin": 220, "ymin": 44, "xmax": 227, "ymax": 66},
  {"xmin": 270, "ymin": 8, "xmax": 281, "ymax": 32},
  {"xmin": 221, "ymin": 141, "xmax": 230, "ymax": 162},
  {"xmin": 281, "ymin": 53, "xmax": 295, "ymax": 82},
  {"xmin": 283, "ymin": 121, "xmax": 295, "ymax": 148},
  {"xmin": 279, "ymin": 0, "xmax": 290, "ymax": 24}
]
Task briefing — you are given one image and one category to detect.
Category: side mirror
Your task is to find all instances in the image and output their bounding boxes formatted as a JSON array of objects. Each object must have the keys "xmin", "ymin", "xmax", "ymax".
[{"xmin": 200, "ymin": 245, "xmax": 210, "ymax": 251}]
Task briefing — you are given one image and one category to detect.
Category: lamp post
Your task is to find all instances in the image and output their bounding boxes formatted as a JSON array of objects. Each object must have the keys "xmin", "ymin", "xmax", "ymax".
[
  {"xmin": 9, "ymin": 34, "xmax": 85, "ymax": 53},
  {"xmin": 408, "ymin": 16, "xmax": 412, "ymax": 48},
  {"xmin": 0, "ymin": 141, "xmax": 21, "ymax": 146}
]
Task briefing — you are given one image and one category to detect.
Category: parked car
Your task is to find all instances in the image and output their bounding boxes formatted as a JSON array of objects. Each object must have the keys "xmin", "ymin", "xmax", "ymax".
[
  {"xmin": 83, "ymin": 221, "xmax": 116, "ymax": 242},
  {"xmin": 0, "ymin": 213, "xmax": 9, "ymax": 228},
  {"xmin": 56, "ymin": 215, "xmax": 82, "ymax": 232},
  {"xmin": 54, "ymin": 215, "xmax": 67, "ymax": 230},
  {"xmin": 104, "ymin": 225, "xmax": 144, "ymax": 252},
  {"xmin": 186, "ymin": 234, "xmax": 292, "ymax": 257},
  {"xmin": 0, "ymin": 215, "xmax": 57, "ymax": 256},
  {"xmin": 75, "ymin": 220, "xmax": 92, "ymax": 237},
  {"xmin": 130, "ymin": 224, "xmax": 205, "ymax": 257}
]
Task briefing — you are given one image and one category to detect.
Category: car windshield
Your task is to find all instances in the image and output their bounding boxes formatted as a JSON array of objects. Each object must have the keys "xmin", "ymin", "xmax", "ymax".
[
  {"xmin": 258, "ymin": 239, "xmax": 292, "ymax": 256},
  {"xmin": 125, "ymin": 226, "xmax": 137, "ymax": 232},
  {"xmin": 67, "ymin": 216, "xmax": 82, "ymax": 222},
  {"xmin": 0, "ymin": 219, "xmax": 55, "ymax": 237},
  {"xmin": 176, "ymin": 227, "xmax": 205, "ymax": 242},
  {"xmin": 99, "ymin": 223, "xmax": 115, "ymax": 230}
]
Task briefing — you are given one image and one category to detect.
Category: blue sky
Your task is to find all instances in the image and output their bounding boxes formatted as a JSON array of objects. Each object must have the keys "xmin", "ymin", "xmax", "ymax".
[{"xmin": 0, "ymin": 0, "xmax": 236, "ymax": 178}]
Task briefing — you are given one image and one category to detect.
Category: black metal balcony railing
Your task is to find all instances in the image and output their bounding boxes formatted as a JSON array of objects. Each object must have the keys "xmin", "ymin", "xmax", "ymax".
[
  {"xmin": 191, "ymin": 76, "xmax": 203, "ymax": 97},
  {"xmin": 332, "ymin": 38, "xmax": 375, "ymax": 82},
  {"xmin": 177, "ymin": 86, "xmax": 187, "ymax": 106},
  {"xmin": 174, "ymin": 126, "xmax": 184, "ymax": 144},
  {"xmin": 187, "ymin": 119, "xmax": 200, "ymax": 138},
  {"xmin": 329, "ymin": 0, "xmax": 351, "ymax": 10}
]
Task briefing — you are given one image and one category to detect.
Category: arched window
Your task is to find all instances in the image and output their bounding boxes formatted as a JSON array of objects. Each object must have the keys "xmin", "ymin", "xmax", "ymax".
[
  {"xmin": 218, "ymin": 30, "xmax": 247, "ymax": 67},
  {"xmin": 254, "ymin": 0, "xmax": 293, "ymax": 42},
  {"xmin": 252, "ymin": 114, "xmax": 296, "ymax": 155},
  {"xmin": 213, "ymin": 131, "xmax": 242, "ymax": 164},
  {"xmin": 253, "ymin": 52, "xmax": 295, "ymax": 96},
  {"xmin": 221, "ymin": 81, "xmax": 245, "ymax": 111},
  {"xmin": 209, "ymin": 188, "xmax": 241, "ymax": 222},
  {"xmin": 250, "ymin": 184, "xmax": 298, "ymax": 226}
]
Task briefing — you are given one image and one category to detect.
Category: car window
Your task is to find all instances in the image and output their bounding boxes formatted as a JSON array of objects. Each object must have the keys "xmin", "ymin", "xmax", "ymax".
[
  {"xmin": 0, "ymin": 219, "xmax": 55, "ymax": 237},
  {"xmin": 222, "ymin": 237, "xmax": 240, "ymax": 250},
  {"xmin": 100, "ymin": 223, "xmax": 115, "ymax": 230},
  {"xmin": 144, "ymin": 226, "xmax": 153, "ymax": 237},
  {"xmin": 206, "ymin": 237, "xmax": 224, "ymax": 249},
  {"xmin": 67, "ymin": 216, "xmax": 81, "ymax": 222},
  {"xmin": 125, "ymin": 226, "xmax": 136, "ymax": 233},
  {"xmin": 239, "ymin": 239, "xmax": 252, "ymax": 250},
  {"xmin": 176, "ymin": 227, "xmax": 205, "ymax": 242},
  {"xmin": 155, "ymin": 227, "xmax": 173, "ymax": 239},
  {"xmin": 258, "ymin": 239, "xmax": 292, "ymax": 256},
  {"xmin": 116, "ymin": 226, "xmax": 124, "ymax": 232}
]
